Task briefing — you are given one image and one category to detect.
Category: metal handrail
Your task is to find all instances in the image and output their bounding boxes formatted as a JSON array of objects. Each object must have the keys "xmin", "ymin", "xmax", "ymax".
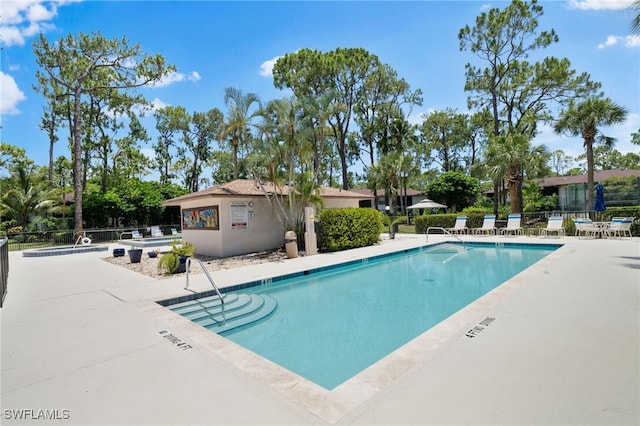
[
  {"xmin": 426, "ymin": 226, "xmax": 465, "ymax": 246},
  {"xmin": 185, "ymin": 257, "xmax": 226, "ymax": 326}
]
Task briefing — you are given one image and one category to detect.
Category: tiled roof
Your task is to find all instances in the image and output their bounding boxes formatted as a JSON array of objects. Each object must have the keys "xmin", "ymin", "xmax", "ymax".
[{"xmin": 163, "ymin": 179, "xmax": 373, "ymax": 206}]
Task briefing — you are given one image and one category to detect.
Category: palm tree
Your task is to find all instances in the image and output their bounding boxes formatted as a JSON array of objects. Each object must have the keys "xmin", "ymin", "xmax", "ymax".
[
  {"xmin": 553, "ymin": 97, "xmax": 628, "ymax": 216},
  {"xmin": 220, "ymin": 87, "xmax": 261, "ymax": 180},
  {"xmin": 0, "ymin": 165, "xmax": 62, "ymax": 228},
  {"xmin": 484, "ymin": 133, "xmax": 532, "ymax": 214},
  {"xmin": 631, "ymin": 0, "xmax": 640, "ymax": 34},
  {"xmin": 252, "ymin": 97, "xmax": 322, "ymax": 234}
]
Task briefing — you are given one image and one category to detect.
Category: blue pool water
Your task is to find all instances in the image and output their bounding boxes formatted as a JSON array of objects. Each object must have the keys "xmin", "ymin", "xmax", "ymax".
[{"xmin": 175, "ymin": 242, "xmax": 558, "ymax": 389}]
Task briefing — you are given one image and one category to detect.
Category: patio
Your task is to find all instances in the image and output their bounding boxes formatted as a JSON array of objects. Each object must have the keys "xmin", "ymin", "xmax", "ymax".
[{"xmin": 1, "ymin": 234, "xmax": 638, "ymax": 425}]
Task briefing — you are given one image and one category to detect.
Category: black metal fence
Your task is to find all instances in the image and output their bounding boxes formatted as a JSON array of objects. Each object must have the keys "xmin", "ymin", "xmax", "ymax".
[
  {"xmin": 0, "ymin": 225, "xmax": 180, "ymax": 252},
  {"xmin": 1, "ymin": 239, "xmax": 8, "ymax": 308}
]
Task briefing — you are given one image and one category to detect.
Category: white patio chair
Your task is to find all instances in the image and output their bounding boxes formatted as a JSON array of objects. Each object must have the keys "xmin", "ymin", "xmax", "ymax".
[
  {"xmin": 604, "ymin": 217, "xmax": 633, "ymax": 239},
  {"xmin": 472, "ymin": 215, "xmax": 496, "ymax": 236},
  {"xmin": 539, "ymin": 216, "xmax": 565, "ymax": 238},
  {"xmin": 499, "ymin": 214, "xmax": 523, "ymax": 236},
  {"xmin": 446, "ymin": 216, "xmax": 468, "ymax": 234},
  {"xmin": 573, "ymin": 218, "xmax": 602, "ymax": 239}
]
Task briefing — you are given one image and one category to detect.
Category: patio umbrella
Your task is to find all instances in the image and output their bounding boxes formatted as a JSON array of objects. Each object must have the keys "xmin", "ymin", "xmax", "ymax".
[
  {"xmin": 594, "ymin": 183, "xmax": 606, "ymax": 212},
  {"xmin": 407, "ymin": 199, "xmax": 447, "ymax": 210}
]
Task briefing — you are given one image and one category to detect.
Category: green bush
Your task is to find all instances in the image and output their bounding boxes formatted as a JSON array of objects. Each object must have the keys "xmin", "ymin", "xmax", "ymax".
[
  {"xmin": 318, "ymin": 208, "xmax": 383, "ymax": 252},
  {"xmin": 52, "ymin": 231, "xmax": 73, "ymax": 244},
  {"xmin": 600, "ymin": 206, "xmax": 640, "ymax": 236},
  {"xmin": 415, "ymin": 212, "xmax": 492, "ymax": 234}
]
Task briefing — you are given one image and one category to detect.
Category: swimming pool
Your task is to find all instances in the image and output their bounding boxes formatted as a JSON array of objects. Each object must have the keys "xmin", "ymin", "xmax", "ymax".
[{"xmin": 165, "ymin": 242, "xmax": 559, "ymax": 389}]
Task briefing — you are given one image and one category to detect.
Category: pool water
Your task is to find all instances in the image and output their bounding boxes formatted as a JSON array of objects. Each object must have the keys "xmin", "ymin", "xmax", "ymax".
[{"xmin": 183, "ymin": 242, "xmax": 558, "ymax": 389}]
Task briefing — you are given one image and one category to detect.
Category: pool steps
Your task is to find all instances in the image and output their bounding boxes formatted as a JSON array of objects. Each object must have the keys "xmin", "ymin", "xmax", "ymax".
[{"xmin": 169, "ymin": 293, "xmax": 277, "ymax": 334}]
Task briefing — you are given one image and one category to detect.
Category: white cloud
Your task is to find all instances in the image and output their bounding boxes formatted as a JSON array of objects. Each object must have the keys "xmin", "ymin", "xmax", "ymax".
[
  {"xmin": 0, "ymin": 25, "xmax": 25, "ymax": 46},
  {"xmin": 625, "ymin": 35, "xmax": 640, "ymax": 47},
  {"xmin": 598, "ymin": 35, "xmax": 619, "ymax": 49},
  {"xmin": 259, "ymin": 55, "xmax": 283, "ymax": 77},
  {"xmin": 0, "ymin": 71, "xmax": 27, "ymax": 115},
  {"xmin": 598, "ymin": 34, "xmax": 640, "ymax": 48},
  {"xmin": 568, "ymin": 0, "xmax": 634, "ymax": 10},
  {"xmin": 0, "ymin": 0, "xmax": 79, "ymax": 47},
  {"xmin": 148, "ymin": 97, "xmax": 169, "ymax": 112},
  {"xmin": 151, "ymin": 70, "xmax": 201, "ymax": 87}
]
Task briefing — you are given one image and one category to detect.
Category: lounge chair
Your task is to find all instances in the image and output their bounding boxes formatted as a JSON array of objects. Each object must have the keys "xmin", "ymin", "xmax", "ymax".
[
  {"xmin": 573, "ymin": 218, "xmax": 602, "ymax": 239},
  {"xmin": 171, "ymin": 228, "xmax": 181, "ymax": 236},
  {"xmin": 446, "ymin": 216, "xmax": 468, "ymax": 234},
  {"xmin": 150, "ymin": 226, "xmax": 163, "ymax": 237},
  {"xmin": 539, "ymin": 216, "xmax": 565, "ymax": 238},
  {"xmin": 472, "ymin": 215, "xmax": 496, "ymax": 235},
  {"xmin": 604, "ymin": 217, "xmax": 633, "ymax": 239},
  {"xmin": 499, "ymin": 214, "xmax": 523, "ymax": 236}
]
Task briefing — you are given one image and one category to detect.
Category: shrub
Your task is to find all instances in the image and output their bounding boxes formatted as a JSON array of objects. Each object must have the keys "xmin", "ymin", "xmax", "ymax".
[
  {"xmin": 318, "ymin": 208, "xmax": 382, "ymax": 252},
  {"xmin": 415, "ymin": 212, "xmax": 491, "ymax": 234},
  {"xmin": 157, "ymin": 242, "xmax": 195, "ymax": 274}
]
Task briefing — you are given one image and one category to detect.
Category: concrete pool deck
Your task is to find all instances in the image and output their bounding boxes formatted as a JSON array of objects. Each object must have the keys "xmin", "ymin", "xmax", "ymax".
[{"xmin": 1, "ymin": 234, "xmax": 638, "ymax": 425}]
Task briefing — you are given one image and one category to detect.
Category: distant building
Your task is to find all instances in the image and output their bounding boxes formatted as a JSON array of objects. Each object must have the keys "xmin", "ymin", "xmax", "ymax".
[
  {"xmin": 484, "ymin": 169, "xmax": 640, "ymax": 211},
  {"xmin": 349, "ymin": 188, "xmax": 427, "ymax": 214},
  {"xmin": 536, "ymin": 169, "xmax": 640, "ymax": 211}
]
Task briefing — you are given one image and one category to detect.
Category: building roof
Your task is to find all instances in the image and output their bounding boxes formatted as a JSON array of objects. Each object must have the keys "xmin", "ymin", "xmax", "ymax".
[
  {"xmin": 536, "ymin": 169, "xmax": 640, "ymax": 188},
  {"xmin": 162, "ymin": 179, "xmax": 373, "ymax": 206},
  {"xmin": 349, "ymin": 188, "xmax": 425, "ymax": 196}
]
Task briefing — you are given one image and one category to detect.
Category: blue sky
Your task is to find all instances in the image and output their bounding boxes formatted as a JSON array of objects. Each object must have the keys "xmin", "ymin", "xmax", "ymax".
[{"xmin": 1, "ymin": 0, "xmax": 639, "ymax": 173}]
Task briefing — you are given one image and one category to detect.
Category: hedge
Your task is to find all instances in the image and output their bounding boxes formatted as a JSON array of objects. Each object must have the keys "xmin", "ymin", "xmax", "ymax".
[{"xmin": 318, "ymin": 208, "xmax": 383, "ymax": 252}]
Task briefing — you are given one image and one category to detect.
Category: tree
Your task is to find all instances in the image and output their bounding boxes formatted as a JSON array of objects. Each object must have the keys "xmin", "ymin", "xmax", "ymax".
[
  {"xmin": 354, "ymin": 63, "xmax": 422, "ymax": 167},
  {"xmin": 632, "ymin": 0, "xmax": 640, "ymax": 34},
  {"xmin": 250, "ymin": 97, "xmax": 323, "ymax": 235},
  {"xmin": 484, "ymin": 133, "xmax": 548, "ymax": 213},
  {"xmin": 153, "ymin": 106, "xmax": 187, "ymax": 184},
  {"xmin": 631, "ymin": 128, "xmax": 640, "ymax": 146},
  {"xmin": 33, "ymin": 31, "xmax": 175, "ymax": 236},
  {"xmin": 178, "ymin": 108, "xmax": 224, "ymax": 192},
  {"xmin": 273, "ymin": 47, "xmax": 384, "ymax": 189},
  {"xmin": 0, "ymin": 143, "xmax": 27, "ymax": 173},
  {"xmin": 419, "ymin": 109, "xmax": 474, "ymax": 173},
  {"xmin": 0, "ymin": 164, "xmax": 62, "ymax": 228},
  {"xmin": 549, "ymin": 150, "xmax": 573, "ymax": 176},
  {"xmin": 459, "ymin": 0, "xmax": 599, "ymax": 212},
  {"xmin": 220, "ymin": 87, "xmax": 261, "ymax": 180},
  {"xmin": 425, "ymin": 171, "xmax": 479, "ymax": 212},
  {"xmin": 553, "ymin": 97, "xmax": 628, "ymax": 215}
]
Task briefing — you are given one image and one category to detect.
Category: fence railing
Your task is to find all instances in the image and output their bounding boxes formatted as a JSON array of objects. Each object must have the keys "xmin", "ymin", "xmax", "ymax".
[
  {"xmin": 0, "ymin": 225, "xmax": 180, "ymax": 252},
  {"xmin": 1, "ymin": 238, "xmax": 8, "ymax": 308}
]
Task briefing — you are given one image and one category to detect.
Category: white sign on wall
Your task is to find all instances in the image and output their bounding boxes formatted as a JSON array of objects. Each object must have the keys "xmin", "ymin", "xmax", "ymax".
[{"xmin": 230, "ymin": 203, "xmax": 248, "ymax": 230}]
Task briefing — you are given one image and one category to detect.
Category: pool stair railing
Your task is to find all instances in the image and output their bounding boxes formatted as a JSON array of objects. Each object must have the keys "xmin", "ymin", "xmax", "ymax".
[
  {"xmin": 426, "ymin": 226, "xmax": 465, "ymax": 247},
  {"xmin": 169, "ymin": 293, "xmax": 277, "ymax": 334},
  {"xmin": 185, "ymin": 257, "xmax": 227, "ymax": 327}
]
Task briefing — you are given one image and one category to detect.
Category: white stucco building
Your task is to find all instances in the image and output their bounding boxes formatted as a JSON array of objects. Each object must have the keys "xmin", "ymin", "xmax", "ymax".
[{"xmin": 162, "ymin": 179, "xmax": 373, "ymax": 257}]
